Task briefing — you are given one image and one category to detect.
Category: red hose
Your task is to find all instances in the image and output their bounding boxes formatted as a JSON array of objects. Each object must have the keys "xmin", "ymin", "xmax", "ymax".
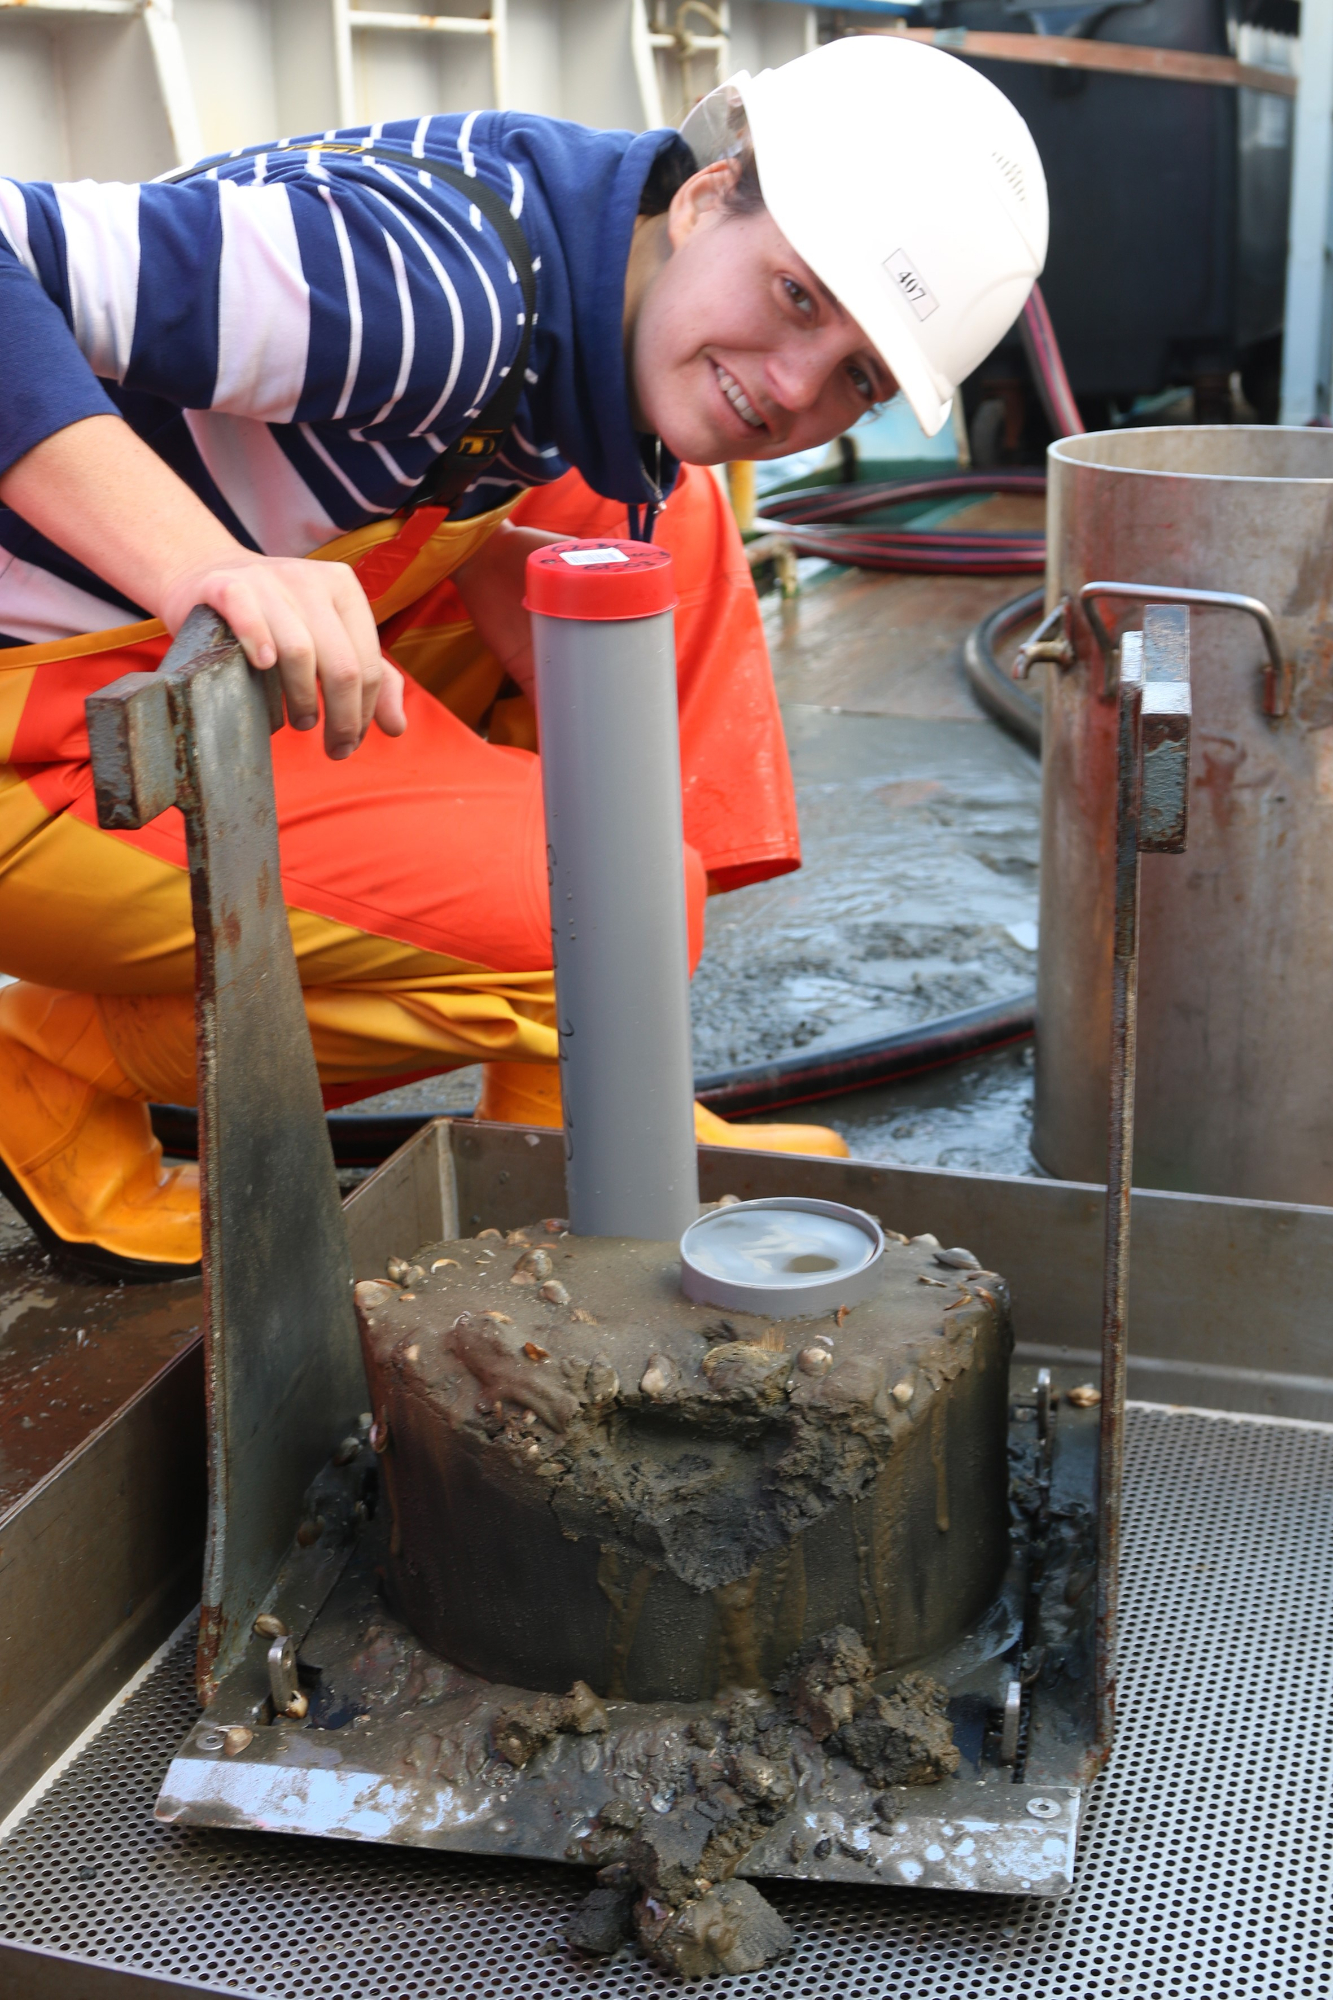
[
  {"xmin": 1020, "ymin": 283, "xmax": 1085, "ymax": 442},
  {"xmin": 760, "ymin": 470, "xmax": 1047, "ymax": 575}
]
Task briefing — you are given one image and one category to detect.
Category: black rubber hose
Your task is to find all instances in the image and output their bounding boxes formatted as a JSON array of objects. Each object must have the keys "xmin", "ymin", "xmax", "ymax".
[
  {"xmin": 962, "ymin": 587, "xmax": 1044, "ymax": 755},
  {"xmin": 692, "ymin": 991, "xmax": 1034, "ymax": 1120},
  {"xmin": 148, "ymin": 990, "xmax": 1035, "ymax": 1167}
]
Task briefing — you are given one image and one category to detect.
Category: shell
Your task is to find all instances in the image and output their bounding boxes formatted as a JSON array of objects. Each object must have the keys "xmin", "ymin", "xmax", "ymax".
[
  {"xmin": 223, "ymin": 1726, "xmax": 253, "ymax": 1757},
  {"xmin": 403, "ymin": 1343, "xmax": 420, "ymax": 1363},
  {"xmin": 484, "ymin": 1311, "xmax": 513, "ymax": 1324},
  {"xmin": 253, "ymin": 1613, "xmax": 287, "ymax": 1640},
  {"xmin": 797, "ymin": 1345, "xmax": 833, "ymax": 1378},
  {"xmin": 640, "ymin": 1355, "xmax": 676, "ymax": 1400},
  {"xmin": 716, "ymin": 1194, "xmax": 741, "ymax": 1208},
  {"xmin": 523, "ymin": 1340, "xmax": 550, "ymax": 1362},
  {"xmin": 511, "ymin": 1248, "xmax": 554, "ymax": 1285},
  {"xmin": 296, "ymin": 1516, "xmax": 325, "ymax": 1547},
  {"xmin": 539, "ymin": 1279, "xmax": 571, "ymax": 1306},
  {"xmin": 431, "ymin": 1258, "xmax": 460, "ymax": 1271},
  {"xmin": 369, "ymin": 1419, "xmax": 391, "ymax": 1455},
  {"xmin": 330, "ymin": 1436, "xmax": 360, "ymax": 1467},
  {"xmin": 571, "ymin": 1306, "xmax": 598, "ymax": 1325},
  {"xmin": 934, "ymin": 1246, "xmax": 981, "ymax": 1271},
  {"xmin": 910, "ymin": 1232, "xmax": 941, "ymax": 1249},
  {"xmin": 285, "ymin": 1692, "xmax": 309, "ymax": 1721},
  {"xmin": 386, "ymin": 1256, "xmax": 410, "ymax": 1283},
  {"xmin": 891, "ymin": 1378, "xmax": 915, "ymax": 1407},
  {"xmin": 1066, "ymin": 1383, "xmax": 1101, "ymax": 1408},
  {"xmin": 476, "ymin": 1228, "xmax": 502, "ymax": 1240}
]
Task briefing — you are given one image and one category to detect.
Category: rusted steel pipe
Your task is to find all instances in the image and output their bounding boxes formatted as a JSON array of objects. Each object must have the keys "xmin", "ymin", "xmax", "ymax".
[{"xmin": 1037, "ymin": 427, "xmax": 1333, "ymax": 1205}]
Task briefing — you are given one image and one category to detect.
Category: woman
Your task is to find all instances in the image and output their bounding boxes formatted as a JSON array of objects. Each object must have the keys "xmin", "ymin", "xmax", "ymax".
[{"xmin": 0, "ymin": 34, "xmax": 1047, "ymax": 1275}]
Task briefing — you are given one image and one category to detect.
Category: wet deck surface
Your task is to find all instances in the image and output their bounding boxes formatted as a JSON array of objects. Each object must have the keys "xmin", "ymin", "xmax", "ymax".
[
  {"xmin": 0, "ymin": 1197, "xmax": 200, "ymax": 1516},
  {"xmin": 706, "ymin": 520, "xmax": 1042, "ymax": 1169}
]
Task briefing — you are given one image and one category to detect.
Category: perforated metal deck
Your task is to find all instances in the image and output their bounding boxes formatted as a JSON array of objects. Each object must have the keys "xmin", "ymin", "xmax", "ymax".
[{"xmin": 2, "ymin": 1404, "xmax": 1330, "ymax": 1999}]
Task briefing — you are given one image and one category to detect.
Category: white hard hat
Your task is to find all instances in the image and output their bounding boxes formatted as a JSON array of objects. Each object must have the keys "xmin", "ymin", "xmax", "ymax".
[{"xmin": 680, "ymin": 35, "xmax": 1049, "ymax": 437}]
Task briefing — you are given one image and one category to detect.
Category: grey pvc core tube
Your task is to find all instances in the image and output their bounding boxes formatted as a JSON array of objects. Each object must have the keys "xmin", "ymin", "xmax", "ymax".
[{"xmin": 531, "ymin": 605, "xmax": 700, "ymax": 1239}]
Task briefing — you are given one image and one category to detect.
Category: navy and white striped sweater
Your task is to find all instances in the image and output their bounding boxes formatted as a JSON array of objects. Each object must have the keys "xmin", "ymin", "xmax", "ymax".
[{"xmin": 0, "ymin": 111, "xmax": 685, "ymax": 646}]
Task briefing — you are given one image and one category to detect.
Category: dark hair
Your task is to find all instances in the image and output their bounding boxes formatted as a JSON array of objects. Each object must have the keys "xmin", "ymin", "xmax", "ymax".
[
  {"xmin": 637, "ymin": 135, "xmax": 766, "ymax": 218},
  {"xmin": 722, "ymin": 145, "xmax": 765, "ymax": 217},
  {"xmin": 638, "ymin": 139, "xmax": 695, "ymax": 216}
]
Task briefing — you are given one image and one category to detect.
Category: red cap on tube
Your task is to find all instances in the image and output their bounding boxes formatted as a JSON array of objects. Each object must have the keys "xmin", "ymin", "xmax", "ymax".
[{"xmin": 523, "ymin": 539, "xmax": 677, "ymax": 621}]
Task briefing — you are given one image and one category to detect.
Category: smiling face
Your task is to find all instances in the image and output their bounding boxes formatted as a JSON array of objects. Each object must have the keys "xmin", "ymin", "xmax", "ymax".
[{"xmin": 626, "ymin": 161, "xmax": 895, "ymax": 465}]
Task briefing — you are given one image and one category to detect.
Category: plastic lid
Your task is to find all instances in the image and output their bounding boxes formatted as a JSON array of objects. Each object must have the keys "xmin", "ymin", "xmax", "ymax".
[
  {"xmin": 679, "ymin": 1197, "xmax": 885, "ymax": 1319},
  {"xmin": 524, "ymin": 539, "xmax": 677, "ymax": 622}
]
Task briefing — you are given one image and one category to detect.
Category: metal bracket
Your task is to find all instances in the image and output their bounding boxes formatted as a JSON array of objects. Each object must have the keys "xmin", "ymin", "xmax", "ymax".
[
  {"xmin": 85, "ymin": 610, "xmax": 364, "ymax": 1705},
  {"xmin": 1012, "ymin": 597, "xmax": 1075, "ymax": 678},
  {"xmin": 1094, "ymin": 604, "xmax": 1193, "ymax": 1770},
  {"xmin": 1078, "ymin": 580, "xmax": 1288, "ymax": 717}
]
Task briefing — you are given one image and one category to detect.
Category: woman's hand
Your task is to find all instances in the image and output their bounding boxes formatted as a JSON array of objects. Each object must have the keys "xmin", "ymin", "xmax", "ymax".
[
  {"xmin": 0, "ymin": 415, "xmax": 404, "ymax": 759},
  {"xmin": 157, "ymin": 551, "xmax": 404, "ymax": 759}
]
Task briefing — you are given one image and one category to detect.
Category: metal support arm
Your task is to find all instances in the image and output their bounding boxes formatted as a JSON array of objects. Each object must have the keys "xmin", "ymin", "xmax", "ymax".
[
  {"xmin": 86, "ymin": 610, "xmax": 363, "ymax": 1704},
  {"xmin": 1095, "ymin": 604, "xmax": 1192, "ymax": 1769}
]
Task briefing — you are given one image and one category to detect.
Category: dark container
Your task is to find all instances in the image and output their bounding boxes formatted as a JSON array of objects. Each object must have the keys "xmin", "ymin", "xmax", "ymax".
[{"xmin": 938, "ymin": 0, "xmax": 1292, "ymax": 416}]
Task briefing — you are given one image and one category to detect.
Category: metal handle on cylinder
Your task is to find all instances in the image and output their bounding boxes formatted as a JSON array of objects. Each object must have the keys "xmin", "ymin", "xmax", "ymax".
[
  {"xmin": 526, "ymin": 540, "xmax": 700, "ymax": 1241},
  {"xmin": 1078, "ymin": 580, "xmax": 1288, "ymax": 716}
]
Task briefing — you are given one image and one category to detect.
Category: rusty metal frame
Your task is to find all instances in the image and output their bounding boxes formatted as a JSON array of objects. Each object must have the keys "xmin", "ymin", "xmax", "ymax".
[
  {"xmin": 85, "ymin": 610, "xmax": 363, "ymax": 1705},
  {"xmin": 1094, "ymin": 606, "xmax": 1192, "ymax": 1769}
]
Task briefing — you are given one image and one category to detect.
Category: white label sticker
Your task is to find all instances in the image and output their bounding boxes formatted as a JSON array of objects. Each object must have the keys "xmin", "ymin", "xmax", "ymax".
[
  {"xmin": 559, "ymin": 547, "xmax": 629, "ymax": 567},
  {"xmin": 885, "ymin": 248, "xmax": 938, "ymax": 323}
]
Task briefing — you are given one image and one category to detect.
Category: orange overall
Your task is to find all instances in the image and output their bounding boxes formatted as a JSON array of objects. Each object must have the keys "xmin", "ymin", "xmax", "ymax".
[{"xmin": 0, "ymin": 464, "xmax": 832, "ymax": 1270}]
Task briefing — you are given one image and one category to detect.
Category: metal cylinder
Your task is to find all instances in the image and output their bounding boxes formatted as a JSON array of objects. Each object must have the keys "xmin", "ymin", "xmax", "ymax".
[
  {"xmin": 527, "ymin": 540, "xmax": 700, "ymax": 1238},
  {"xmin": 1035, "ymin": 425, "xmax": 1333, "ymax": 1203}
]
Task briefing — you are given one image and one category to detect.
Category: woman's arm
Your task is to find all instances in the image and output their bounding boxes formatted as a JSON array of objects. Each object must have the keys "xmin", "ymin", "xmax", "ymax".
[
  {"xmin": 0, "ymin": 415, "xmax": 404, "ymax": 758},
  {"xmin": 450, "ymin": 521, "xmax": 569, "ymax": 703}
]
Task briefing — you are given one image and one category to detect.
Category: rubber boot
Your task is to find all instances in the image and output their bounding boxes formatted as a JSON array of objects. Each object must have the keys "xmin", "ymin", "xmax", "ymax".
[
  {"xmin": 477, "ymin": 1062, "xmax": 849, "ymax": 1159},
  {"xmin": 0, "ymin": 984, "xmax": 200, "ymax": 1280}
]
